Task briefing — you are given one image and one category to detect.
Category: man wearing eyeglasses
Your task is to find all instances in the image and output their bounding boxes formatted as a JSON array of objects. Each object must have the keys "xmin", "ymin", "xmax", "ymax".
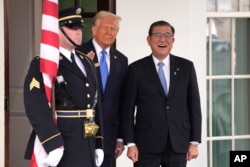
[{"xmin": 121, "ymin": 20, "xmax": 202, "ymax": 167}]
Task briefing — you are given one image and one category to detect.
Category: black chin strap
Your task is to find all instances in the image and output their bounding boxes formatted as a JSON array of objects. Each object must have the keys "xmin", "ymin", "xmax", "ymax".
[{"xmin": 60, "ymin": 27, "xmax": 81, "ymax": 47}]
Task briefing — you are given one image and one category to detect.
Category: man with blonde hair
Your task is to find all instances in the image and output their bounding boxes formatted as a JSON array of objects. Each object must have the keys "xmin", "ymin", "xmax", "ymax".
[{"xmin": 77, "ymin": 10, "xmax": 128, "ymax": 167}]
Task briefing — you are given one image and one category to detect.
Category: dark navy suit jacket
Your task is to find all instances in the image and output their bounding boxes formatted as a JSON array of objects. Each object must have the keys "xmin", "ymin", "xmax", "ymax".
[
  {"xmin": 24, "ymin": 52, "xmax": 103, "ymax": 166},
  {"xmin": 121, "ymin": 54, "xmax": 202, "ymax": 153},
  {"xmin": 77, "ymin": 39, "xmax": 128, "ymax": 154}
]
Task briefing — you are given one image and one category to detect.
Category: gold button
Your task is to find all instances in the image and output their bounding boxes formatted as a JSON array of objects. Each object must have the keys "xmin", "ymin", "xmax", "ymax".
[
  {"xmin": 87, "ymin": 104, "xmax": 91, "ymax": 108},
  {"xmin": 85, "ymin": 83, "xmax": 89, "ymax": 87},
  {"xmin": 87, "ymin": 94, "xmax": 90, "ymax": 98}
]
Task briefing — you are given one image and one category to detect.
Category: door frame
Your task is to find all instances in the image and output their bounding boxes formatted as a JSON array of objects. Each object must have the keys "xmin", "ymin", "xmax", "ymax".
[{"xmin": 4, "ymin": 0, "xmax": 9, "ymax": 166}]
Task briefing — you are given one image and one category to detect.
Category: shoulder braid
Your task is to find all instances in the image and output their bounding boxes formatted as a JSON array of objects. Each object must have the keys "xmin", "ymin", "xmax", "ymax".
[{"xmin": 76, "ymin": 50, "xmax": 87, "ymax": 58}]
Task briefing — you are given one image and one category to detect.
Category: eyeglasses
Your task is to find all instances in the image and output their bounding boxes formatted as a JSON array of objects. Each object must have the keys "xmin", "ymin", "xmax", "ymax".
[{"xmin": 151, "ymin": 32, "xmax": 173, "ymax": 40}]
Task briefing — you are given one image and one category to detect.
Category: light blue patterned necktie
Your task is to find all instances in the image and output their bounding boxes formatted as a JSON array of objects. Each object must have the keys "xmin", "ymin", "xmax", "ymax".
[
  {"xmin": 158, "ymin": 62, "xmax": 168, "ymax": 96},
  {"xmin": 100, "ymin": 50, "xmax": 108, "ymax": 91}
]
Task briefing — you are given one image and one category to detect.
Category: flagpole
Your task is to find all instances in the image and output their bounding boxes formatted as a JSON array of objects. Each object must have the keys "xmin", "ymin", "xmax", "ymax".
[{"xmin": 30, "ymin": 0, "xmax": 59, "ymax": 166}]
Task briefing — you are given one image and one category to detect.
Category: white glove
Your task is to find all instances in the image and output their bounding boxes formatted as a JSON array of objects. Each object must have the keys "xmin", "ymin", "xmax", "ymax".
[
  {"xmin": 95, "ymin": 149, "xmax": 104, "ymax": 167},
  {"xmin": 42, "ymin": 147, "xmax": 64, "ymax": 167}
]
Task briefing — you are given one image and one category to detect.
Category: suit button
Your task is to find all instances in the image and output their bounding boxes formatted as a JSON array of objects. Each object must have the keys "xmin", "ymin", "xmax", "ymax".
[{"xmin": 166, "ymin": 106, "xmax": 170, "ymax": 110}]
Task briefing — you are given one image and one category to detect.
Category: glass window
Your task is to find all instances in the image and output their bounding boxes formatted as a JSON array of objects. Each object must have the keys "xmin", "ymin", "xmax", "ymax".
[
  {"xmin": 218, "ymin": 0, "xmax": 238, "ymax": 11},
  {"xmin": 59, "ymin": 0, "xmax": 75, "ymax": 9},
  {"xmin": 212, "ymin": 140, "xmax": 231, "ymax": 167},
  {"xmin": 240, "ymin": 0, "xmax": 250, "ymax": 11},
  {"xmin": 79, "ymin": 0, "xmax": 98, "ymax": 12},
  {"xmin": 82, "ymin": 18, "xmax": 93, "ymax": 43},
  {"xmin": 59, "ymin": 0, "xmax": 97, "ymax": 12},
  {"xmin": 235, "ymin": 139, "xmax": 250, "ymax": 150},
  {"xmin": 207, "ymin": 0, "xmax": 216, "ymax": 11},
  {"xmin": 207, "ymin": 1, "xmax": 250, "ymax": 167},
  {"xmin": 234, "ymin": 79, "xmax": 250, "ymax": 135},
  {"xmin": 235, "ymin": 19, "xmax": 250, "ymax": 75},
  {"xmin": 207, "ymin": 18, "xmax": 232, "ymax": 75},
  {"xmin": 207, "ymin": 0, "xmax": 250, "ymax": 12},
  {"xmin": 212, "ymin": 79, "xmax": 231, "ymax": 136}
]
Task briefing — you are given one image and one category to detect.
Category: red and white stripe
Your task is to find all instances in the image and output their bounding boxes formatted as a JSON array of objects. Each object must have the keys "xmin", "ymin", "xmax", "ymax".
[
  {"xmin": 40, "ymin": 0, "xmax": 59, "ymax": 104},
  {"xmin": 30, "ymin": 0, "xmax": 59, "ymax": 166}
]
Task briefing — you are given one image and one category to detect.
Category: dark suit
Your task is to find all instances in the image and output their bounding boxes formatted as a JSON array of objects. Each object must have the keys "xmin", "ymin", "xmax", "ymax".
[
  {"xmin": 24, "ymin": 52, "xmax": 103, "ymax": 167},
  {"xmin": 77, "ymin": 39, "xmax": 128, "ymax": 167},
  {"xmin": 121, "ymin": 54, "xmax": 202, "ymax": 166}
]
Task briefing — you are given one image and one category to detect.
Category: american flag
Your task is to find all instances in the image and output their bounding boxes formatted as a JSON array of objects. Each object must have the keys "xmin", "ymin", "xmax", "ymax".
[{"xmin": 30, "ymin": 0, "xmax": 59, "ymax": 166}]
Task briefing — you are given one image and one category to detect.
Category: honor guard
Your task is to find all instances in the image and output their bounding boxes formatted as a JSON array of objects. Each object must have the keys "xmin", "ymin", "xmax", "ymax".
[{"xmin": 24, "ymin": 7, "xmax": 104, "ymax": 167}]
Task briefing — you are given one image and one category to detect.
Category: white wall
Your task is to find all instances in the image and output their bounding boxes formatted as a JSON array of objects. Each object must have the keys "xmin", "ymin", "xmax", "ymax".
[
  {"xmin": 116, "ymin": 0, "xmax": 207, "ymax": 167},
  {"xmin": 0, "ymin": 1, "xmax": 5, "ymax": 166}
]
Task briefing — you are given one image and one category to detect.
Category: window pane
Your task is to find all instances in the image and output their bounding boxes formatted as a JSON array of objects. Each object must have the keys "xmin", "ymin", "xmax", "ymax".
[
  {"xmin": 240, "ymin": 0, "xmax": 250, "ymax": 11},
  {"xmin": 59, "ymin": 0, "xmax": 75, "ymax": 9},
  {"xmin": 82, "ymin": 18, "xmax": 93, "ymax": 43},
  {"xmin": 80, "ymin": 0, "xmax": 97, "ymax": 12},
  {"xmin": 210, "ymin": 38, "xmax": 231, "ymax": 75},
  {"xmin": 235, "ymin": 139, "xmax": 250, "ymax": 150},
  {"xmin": 207, "ymin": 18, "xmax": 232, "ymax": 75},
  {"xmin": 235, "ymin": 19, "xmax": 250, "ymax": 75},
  {"xmin": 207, "ymin": 0, "xmax": 216, "ymax": 11},
  {"xmin": 212, "ymin": 80, "xmax": 232, "ymax": 136},
  {"xmin": 213, "ymin": 140, "xmax": 231, "ymax": 167},
  {"xmin": 218, "ymin": 0, "xmax": 238, "ymax": 11},
  {"xmin": 234, "ymin": 79, "xmax": 250, "ymax": 135}
]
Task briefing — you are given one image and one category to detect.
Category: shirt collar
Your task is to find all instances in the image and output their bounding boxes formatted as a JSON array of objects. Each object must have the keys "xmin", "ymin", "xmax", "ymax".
[
  {"xmin": 92, "ymin": 39, "xmax": 110, "ymax": 57},
  {"xmin": 152, "ymin": 54, "xmax": 170, "ymax": 68},
  {"xmin": 60, "ymin": 47, "xmax": 76, "ymax": 61}
]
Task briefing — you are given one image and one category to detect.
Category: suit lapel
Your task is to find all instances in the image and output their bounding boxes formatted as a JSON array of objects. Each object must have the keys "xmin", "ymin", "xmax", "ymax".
[
  {"xmin": 104, "ymin": 47, "xmax": 118, "ymax": 93},
  {"xmin": 90, "ymin": 42, "xmax": 117, "ymax": 94},
  {"xmin": 79, "ymin": 41, "xmax": 120, "ymax": 94},
  {"xmin": 59, "ymin": 54, "xmax": 86, "ymax": 79},
  {"xmin": 168, "ymin": 55, "xmax": 179, "ymax": 97}
]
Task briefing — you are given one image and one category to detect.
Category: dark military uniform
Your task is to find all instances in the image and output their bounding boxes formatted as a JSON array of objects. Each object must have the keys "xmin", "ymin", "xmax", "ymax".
[{"xmin": 24, "ymin": 51, "xmax": 103, "ymax": 167}]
